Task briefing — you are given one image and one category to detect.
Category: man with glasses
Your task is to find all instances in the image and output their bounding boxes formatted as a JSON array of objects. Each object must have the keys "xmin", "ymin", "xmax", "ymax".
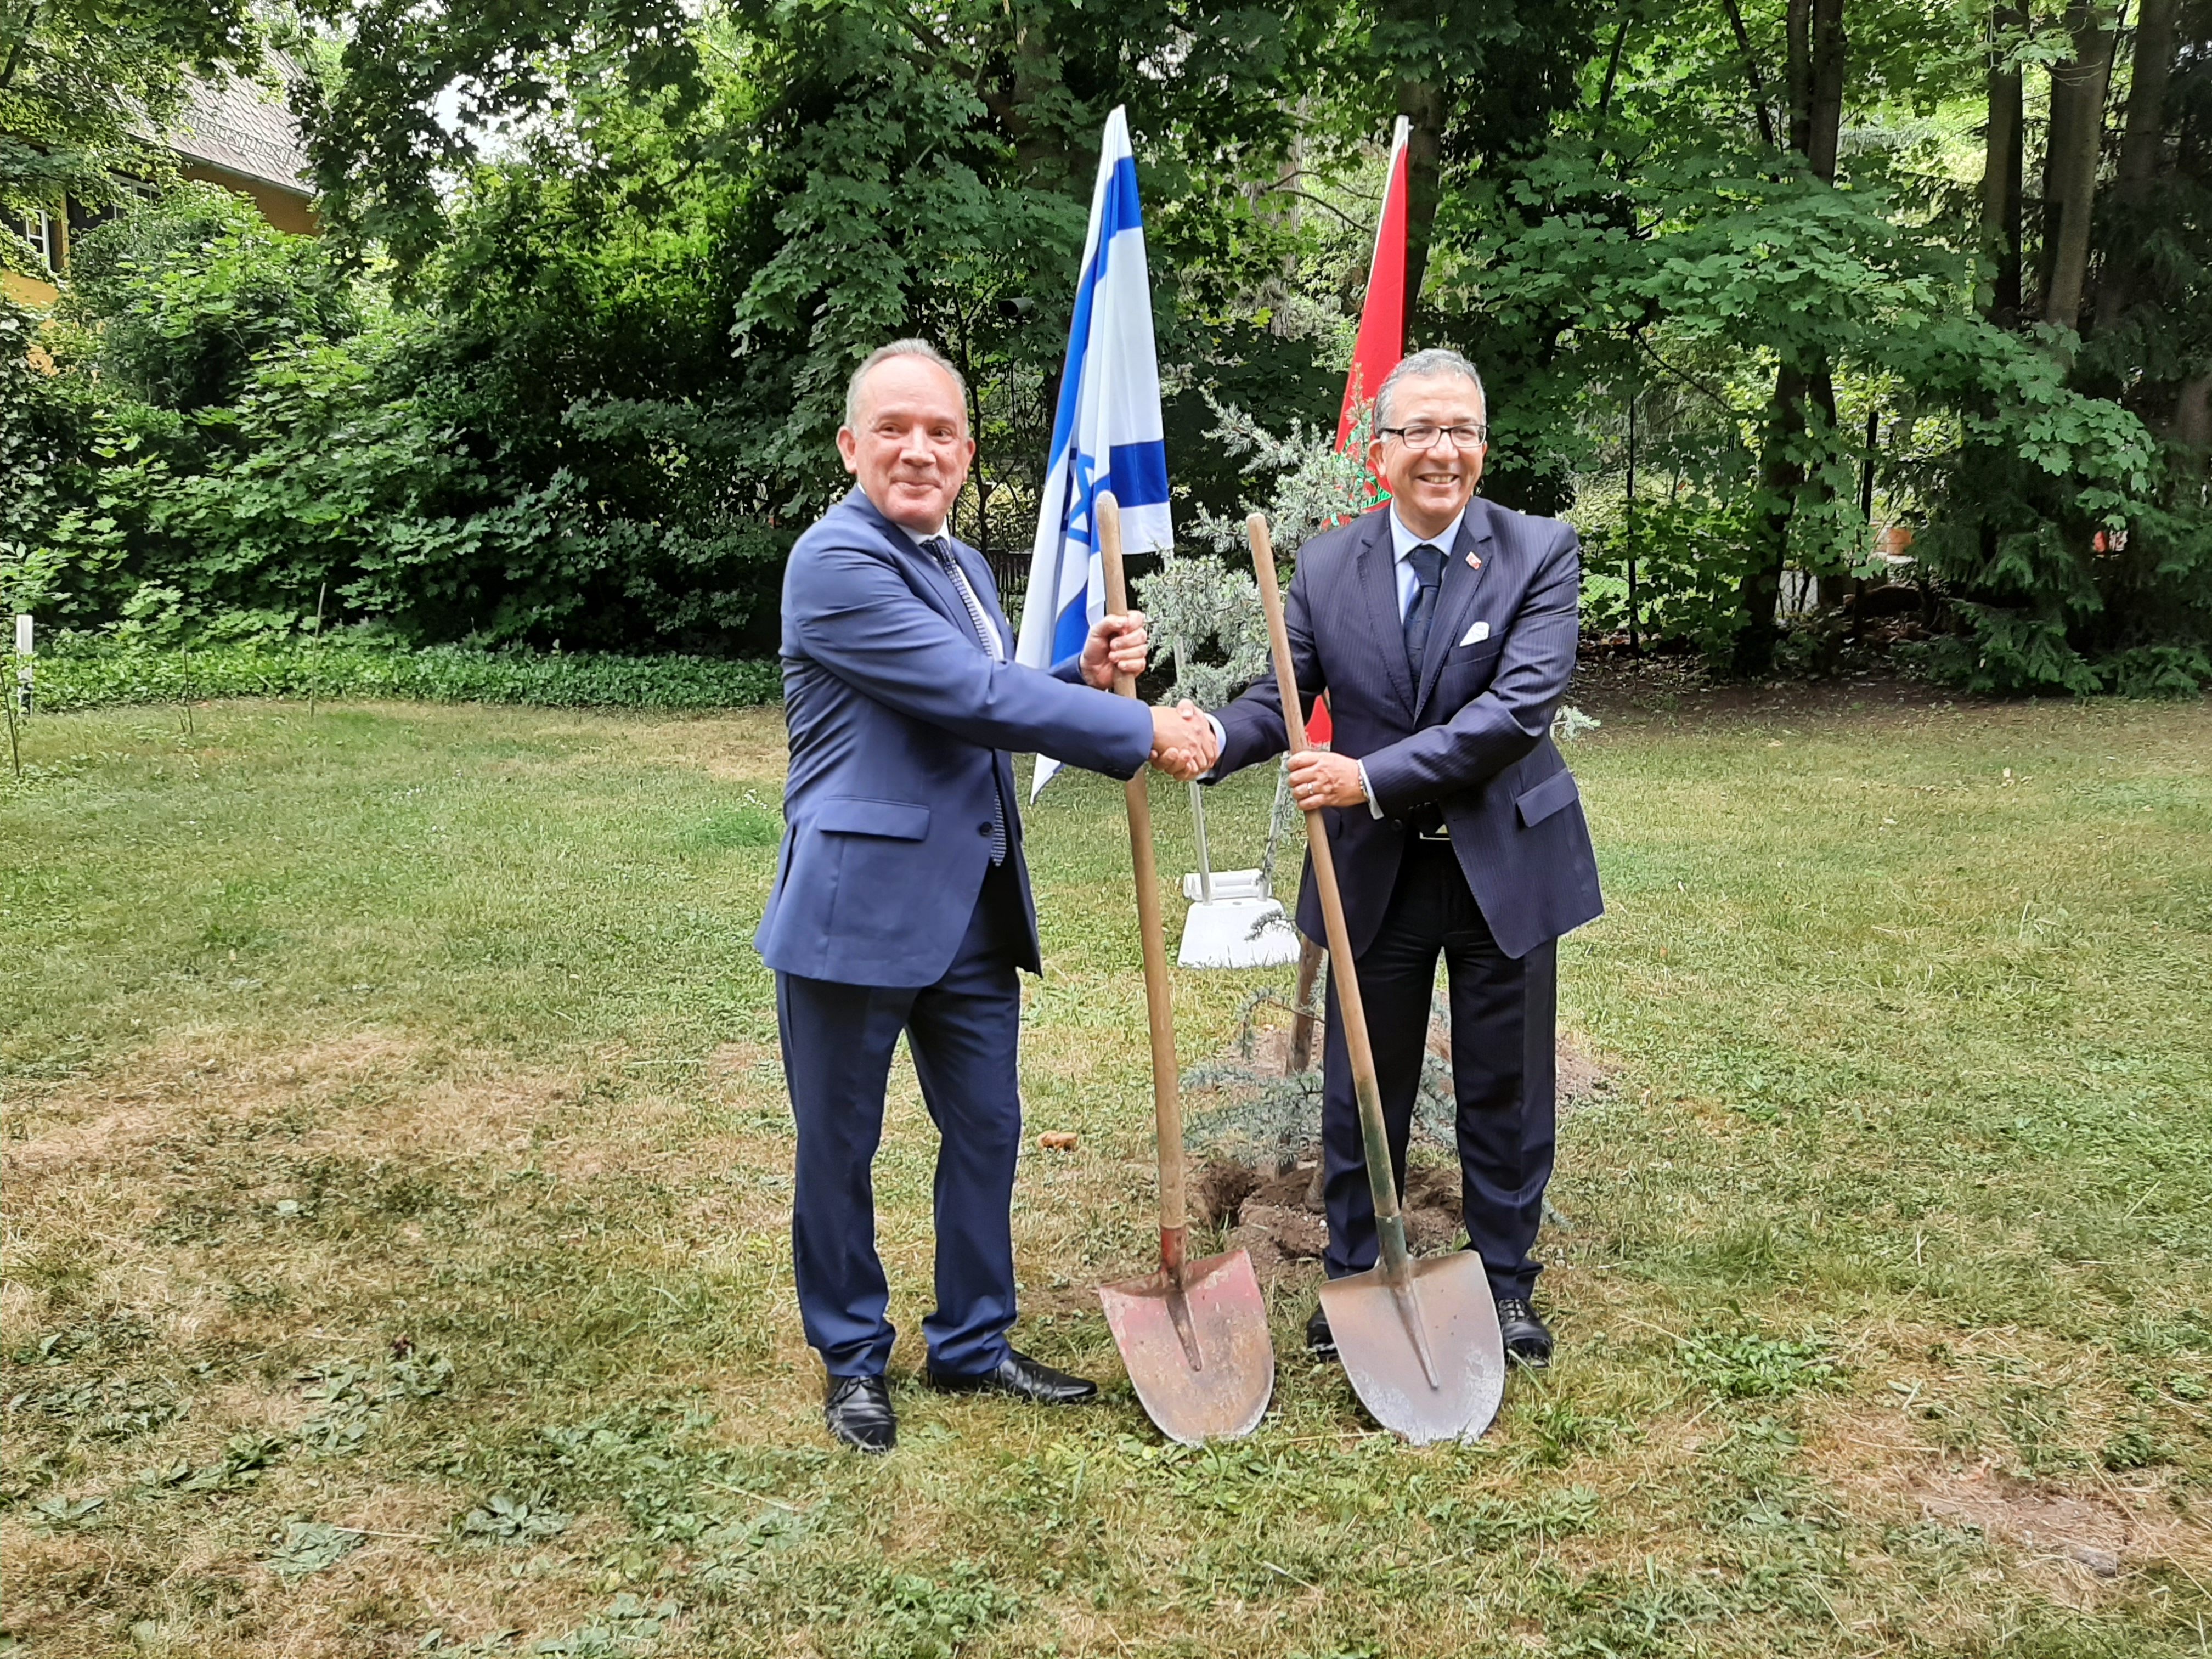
[{"xmin": 1204, "ymin": 347, "xmax": 1602, "ymax": 1368}]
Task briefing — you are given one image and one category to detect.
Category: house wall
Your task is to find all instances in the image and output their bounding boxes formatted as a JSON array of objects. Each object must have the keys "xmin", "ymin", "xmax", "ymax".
[
  {"xmin": 3, "ymin": 268, "xmax": 60, "ymax": 307},
  {"xmin": 179, "ymin": 162, "xmax": 318, "ymax": 236}
]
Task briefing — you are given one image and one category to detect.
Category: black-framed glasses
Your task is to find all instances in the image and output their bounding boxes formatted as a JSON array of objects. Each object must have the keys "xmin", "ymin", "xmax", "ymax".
[{"xmin": 1379, "ymin": 422, "xmax": 1489, "ymax": 451}]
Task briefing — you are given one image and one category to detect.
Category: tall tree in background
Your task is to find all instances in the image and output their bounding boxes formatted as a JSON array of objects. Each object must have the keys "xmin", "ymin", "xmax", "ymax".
[
  {"xmin": 1341, "ymin": 0, "xmax": 1596, "ymax": 320},
  {"xmin": 2039, "ymin": 1, "xmax": 2119, "ymax": 329},
  {"xmin": 1982, "ymin": 2, "xmax": 2028, "ymax": 326},
  {"xmin": 18, "ymin": 0, "xmax": 2208, "ymax": 684},
  {"xmin": 1735, "ymin": 0, "xmax": 1847, "ymax": 675}
]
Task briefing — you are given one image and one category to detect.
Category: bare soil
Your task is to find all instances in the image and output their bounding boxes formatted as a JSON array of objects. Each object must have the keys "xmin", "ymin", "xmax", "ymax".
[
  {"xmin": 1187, "ymin": 1015, "xmax": 1614, "ymax": 1280},
  {"xmin": 1566, "ymin": 651, "xmax": 1985, "ymax": 729}
]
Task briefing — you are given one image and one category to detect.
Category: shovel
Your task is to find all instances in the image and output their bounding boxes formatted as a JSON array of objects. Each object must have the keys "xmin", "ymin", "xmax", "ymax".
[
  {"xmin": 1093, "ymin": 493, "xmax": 1275, "ymax": 1445},
  {"xmin": 1247, "ymin": 511, "xmax": 1506, "ymax": 1446}
]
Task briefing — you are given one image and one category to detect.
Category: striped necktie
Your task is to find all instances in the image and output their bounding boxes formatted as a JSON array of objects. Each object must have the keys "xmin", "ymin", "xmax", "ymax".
[{"xmin": 924, "ymin": 537, "xmax": 1008, "ymax": 865}]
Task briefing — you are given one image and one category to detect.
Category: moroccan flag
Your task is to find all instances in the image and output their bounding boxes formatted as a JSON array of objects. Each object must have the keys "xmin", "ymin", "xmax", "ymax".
[
  {"xmin": 1310, "ymin": 115, "xmax": 1413, "ymax": 747},
  {"xmin": 1335, "ymin": 115, "xmax": 1413, "ymax": 450}
]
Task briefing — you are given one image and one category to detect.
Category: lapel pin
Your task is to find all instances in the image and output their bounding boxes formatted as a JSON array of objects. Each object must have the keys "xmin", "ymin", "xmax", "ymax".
[{"xmin": 1466, "ymin": 552, "xmax": 1482, "ymax": 571}]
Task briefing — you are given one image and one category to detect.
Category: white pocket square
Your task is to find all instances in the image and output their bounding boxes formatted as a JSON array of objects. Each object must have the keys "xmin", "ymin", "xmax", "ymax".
[{"xmin": 1459, "ymin": 620, "xmax": 1492, "ymax": 646}]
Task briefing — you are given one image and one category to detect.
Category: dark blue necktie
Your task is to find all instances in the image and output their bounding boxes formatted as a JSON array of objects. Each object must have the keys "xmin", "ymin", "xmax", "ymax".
[
  {"xmin": 1403, "ymin": 543, "xmax": 1446, "ymax": 675},
  {"xmin": 924, "ymin": 537, "xmax": 1008, "ymax": 866}
]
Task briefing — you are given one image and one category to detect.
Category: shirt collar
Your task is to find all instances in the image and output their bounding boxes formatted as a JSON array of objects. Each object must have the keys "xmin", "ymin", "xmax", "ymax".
[
  {"xmin": 900, "ymin": 521, "xmax": 952, "ymax": 548},
  {"xmin": 1386, "ymin": 503, "xmax": 1468, "ymax": 562}
]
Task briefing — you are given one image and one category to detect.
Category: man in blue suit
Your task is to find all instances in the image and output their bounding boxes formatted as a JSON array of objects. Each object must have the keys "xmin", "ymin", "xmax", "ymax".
[
  {"xmin": 755, "ymin": 340, "xmax": 1218, "ymax": 1452},
  {"xmin": 1206, "ymin": 348, "xmax": 1602, "ymax": 1368}
]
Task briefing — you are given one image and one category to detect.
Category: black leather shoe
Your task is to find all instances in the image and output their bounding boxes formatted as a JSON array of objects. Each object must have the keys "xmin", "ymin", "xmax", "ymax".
[
  {"xmin": 825, "ymin": 1374, "xmax": 896, "ymax": 1452},
  {"xmin": 924, "ymin": 1348, "xmax": 1098, "ymax": 1404},
  {"xmin": 1496, "ymin": 1297, "xmax": 1553, "ymax": 1368},
  {"xmin": 1306, "ymin": 1301, "xmax": 1337, "ymax": 1359}
]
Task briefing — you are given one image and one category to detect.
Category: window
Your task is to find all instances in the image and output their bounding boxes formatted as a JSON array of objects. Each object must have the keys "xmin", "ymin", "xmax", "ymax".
[
  {"xmin": 19, "ymin": 210, "xmax": 59, "ymax": 273},
  {"xmin": 67, "ymin": 195, "xmax": 121, "ymax": 243}
]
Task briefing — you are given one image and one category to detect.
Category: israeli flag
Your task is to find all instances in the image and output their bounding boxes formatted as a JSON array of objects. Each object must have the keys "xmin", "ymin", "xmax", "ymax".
[{"xmin": 1017, "ymin": 105, "xmax": 1172, "ymax": 795}]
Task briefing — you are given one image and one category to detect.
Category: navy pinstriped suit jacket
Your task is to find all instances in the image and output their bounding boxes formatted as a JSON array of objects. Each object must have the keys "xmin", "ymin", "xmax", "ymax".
[{"xmin": 1212, "ymin": 498, "xmax": 1602, "ymax": 962}]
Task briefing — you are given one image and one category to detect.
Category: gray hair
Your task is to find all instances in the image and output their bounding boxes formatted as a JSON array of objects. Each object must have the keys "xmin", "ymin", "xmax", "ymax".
[
  {"xmin": 844, "ymin": 338, "xmax": 968, "ymax": 430},
  {"xmin": 1374, "ymin": 347, "xmax": 1487, "ymax": 431}
]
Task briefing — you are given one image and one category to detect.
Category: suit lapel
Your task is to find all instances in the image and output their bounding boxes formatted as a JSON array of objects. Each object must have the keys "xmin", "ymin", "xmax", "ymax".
[
  {"xmin": 850, "ymin": 488, "xmax": 988, "ymax": 644},
  {"xmin": 1414, "ymin": 501, "xmax": 1497, "ymax": 716},
  {"xmin": 1356, "ymin": 512, "xmax": 1418, "ymax": 718}
]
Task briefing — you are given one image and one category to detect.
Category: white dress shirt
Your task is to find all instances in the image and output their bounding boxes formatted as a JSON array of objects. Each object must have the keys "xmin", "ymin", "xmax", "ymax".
[
  {"xmin": 905, "ymin": 521, "xmax": 1002, "ymax": 662},
  {"xmin": 1352, "ymin": 505, "xmax": 1468, "ymax": 815},
  {"xmin": 1201, "ymin": 504, "xmax": 1468, "ymax": 817}
]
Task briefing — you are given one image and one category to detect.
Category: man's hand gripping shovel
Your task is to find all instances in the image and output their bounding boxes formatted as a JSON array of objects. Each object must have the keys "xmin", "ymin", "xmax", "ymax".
[
  {"xmin": 1247, "ymin": 512, "xmax": 1508, "ymax": 1446},
  {"xmin": 1094, "ymin": 494, "xmax": 1276, "ymax": 1445}
]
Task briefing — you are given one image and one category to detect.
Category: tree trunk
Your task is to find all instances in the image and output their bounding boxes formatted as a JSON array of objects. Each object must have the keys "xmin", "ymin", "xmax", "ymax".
[
  {"xmin": 2098, "ymin": 0, "xmax": 2178, "ymax": 323},
  {"xmin": 2115, "ymin": 0, "xmax": 2178, "ymax": 202},
  {"xmin": 1596, "ymin": 16, "xmax": 1630, "ymax": 126},
  {"xmin": 1804, "ymin": 0, "xmax": 1846, "ymax": 178},
  {"xmin": 1395, "ymin": 72, "xmax": 1447, "ymax": 323},
  {"xmin": 1625, "ymin": 394, "xmax": 1640, "ymax": 655},
  {"xmin": 1719, "ymin": 0, "xmax": 1779, "ymax": 148},
  {"xmin": 1786, "ymin": 0, "xmax": 1813, "ymax": 155},
  {"xmin": 1983, "ymin": 2, "xmax": 2027, "ymax": 325},
  {"xmin": 1738, "ymin": 365, "xmax": 1809, "ymax": 676},
  {"xmin": 1737, "ymin": 0, "xmax": 1846, "ymax": 675},
  {"xmin": 2172, "ymin": 369, "xmax": 2212, "ymax": 462},
  {"xmin": 2040, "ymin": 4, "xmax": 2119, "ymax": 330},
  {"xmin": 1001, "ymin": 1, "xmax": 1063, "ymax": 179}
]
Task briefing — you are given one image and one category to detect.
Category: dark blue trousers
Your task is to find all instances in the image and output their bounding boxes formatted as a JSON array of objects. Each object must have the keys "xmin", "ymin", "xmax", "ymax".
[
  {"xmin": 1321, "ymin": 838, "xmax": 1558, "ymax": 1299},
  {"xmin": 775, "ymin": 867, "xmax": 1025, "ymax": 1379}
]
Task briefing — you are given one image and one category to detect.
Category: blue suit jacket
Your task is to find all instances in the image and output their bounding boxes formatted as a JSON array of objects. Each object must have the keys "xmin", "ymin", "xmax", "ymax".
[
  {"xmin": 755, "ymin": 487, "xmax": 1156, "ymax": 988},
  {"xmin": 1212, "ymin": 498, "xmax": 1603, "ymax": 961}
]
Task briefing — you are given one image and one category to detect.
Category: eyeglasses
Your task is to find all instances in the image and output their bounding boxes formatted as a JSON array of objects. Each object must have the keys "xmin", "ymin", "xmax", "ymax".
[{"xmin": 1379, "ymin": 422, "xmax": 1489, "ymax": 451}]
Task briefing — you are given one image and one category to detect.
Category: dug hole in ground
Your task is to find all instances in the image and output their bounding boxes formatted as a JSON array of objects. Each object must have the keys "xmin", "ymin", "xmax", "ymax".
[{"xmin": 1178, "ymin": 985, "xmax": 1616, "ymax": 1283}]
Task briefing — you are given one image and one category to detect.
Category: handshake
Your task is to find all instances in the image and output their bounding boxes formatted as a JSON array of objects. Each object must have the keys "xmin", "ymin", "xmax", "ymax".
[
  {"xmin": 1079, "ymin": 610, "xmax": 1219, "ymax": 784},
  {"xmin": 1148, "ymin": 699, "xmax": 1218, "ymax": 782}
]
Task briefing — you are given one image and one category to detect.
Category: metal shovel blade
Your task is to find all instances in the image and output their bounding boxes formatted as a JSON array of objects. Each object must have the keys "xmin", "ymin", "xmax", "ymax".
[
  {"xmin": 1319, "ymin": 1251, "xmax": 1507, "ymax": 1445},
  {"xmin": 1099, "ymin": 1249, "xmax": 1274, "ymax": 1446}
]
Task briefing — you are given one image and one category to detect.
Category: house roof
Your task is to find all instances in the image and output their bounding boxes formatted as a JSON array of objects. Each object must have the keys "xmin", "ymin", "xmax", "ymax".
[{"xmin": 167, "ymin": 64, "xmax": 314, "ymax": 198}]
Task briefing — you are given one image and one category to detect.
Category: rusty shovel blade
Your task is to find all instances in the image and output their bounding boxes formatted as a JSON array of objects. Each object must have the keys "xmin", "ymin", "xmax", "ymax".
[
  {"xmin": 1098, "ymin": 1248, "xmax": 1274, "ymax": 1446},
  {"xmin": 1318, "ymin": 1250, "xmax": 1506, "ymax": 1445}
]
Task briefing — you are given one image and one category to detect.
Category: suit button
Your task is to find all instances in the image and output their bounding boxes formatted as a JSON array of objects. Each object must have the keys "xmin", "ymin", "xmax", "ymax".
[{"xmin": 978, "ymin": 822, "xmax": 992, "ymax": 837}]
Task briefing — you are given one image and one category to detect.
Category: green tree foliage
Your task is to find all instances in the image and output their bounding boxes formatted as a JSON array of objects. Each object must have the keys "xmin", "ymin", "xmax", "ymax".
[
  {"xmin": 65, "ymin": 183, "xmax": 356, "ymax": 413},
  {"xmin": 14, "ymin": 0, "xmax": 2212, "ymax": 691}
]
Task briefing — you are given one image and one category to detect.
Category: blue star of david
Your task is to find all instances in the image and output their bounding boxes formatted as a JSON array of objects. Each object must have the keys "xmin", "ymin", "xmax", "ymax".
[{"xmin": 1066, "ymin": 450, "xmax": 1103, "ymax": 548}]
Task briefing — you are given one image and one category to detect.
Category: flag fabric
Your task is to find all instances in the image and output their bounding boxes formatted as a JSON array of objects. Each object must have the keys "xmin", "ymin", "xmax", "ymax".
[
  {"xmin": 1335, "ymin": 116, "xmax": 1414, "ymax": 450},
  {"xmin": 1311, "ymin": 115, "xmax": 1413, "ymax": 748},
  {"xmin": 1017, "ymin": 105, "xmax": 1172, "ymax": 796}
]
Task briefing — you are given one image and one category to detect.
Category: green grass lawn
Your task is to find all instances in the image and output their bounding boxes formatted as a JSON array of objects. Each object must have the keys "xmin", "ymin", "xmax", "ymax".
[{"xmin": 3, "ymin": 690, "xmax": 2208, "ymax": 1657}]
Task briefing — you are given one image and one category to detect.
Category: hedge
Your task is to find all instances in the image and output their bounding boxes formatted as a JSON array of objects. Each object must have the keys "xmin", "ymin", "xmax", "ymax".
[{"xmin": 29, "ymin": 640, "xmax": 785, "ymax": 713}]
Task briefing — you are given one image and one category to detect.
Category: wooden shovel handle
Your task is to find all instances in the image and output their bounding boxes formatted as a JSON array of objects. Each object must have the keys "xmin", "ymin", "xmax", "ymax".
[
  {"xmin": 1097, "ymin": 495, "xmax": 1186, "ymax": 1239},
  {"xmin": 1246, "ymin": 512, "xmax": 1405, "ymax": 1230}
]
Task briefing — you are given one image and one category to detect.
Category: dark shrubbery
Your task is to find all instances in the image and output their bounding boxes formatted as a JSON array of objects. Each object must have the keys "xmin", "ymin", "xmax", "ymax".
[{"xmin": 8, "ymin": 0, "xmax": 2209, "ymax": 699}]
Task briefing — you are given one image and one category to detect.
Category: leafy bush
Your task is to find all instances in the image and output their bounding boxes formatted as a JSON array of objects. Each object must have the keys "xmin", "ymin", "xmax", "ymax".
[
  {"xmin": 34, "ymin": 637, "xmax": 782, "ymax": 713},
  {"xmin": 31, "ymin": 187, "xmax": 794, "ymax": 654},
  {"xmin": 1579, "ymin": 492, "xmax": 1764, "ymax": 659},
  {"xmin": 1908, "ymin": 607, "xmax": 2212, "ymax": 697},
  {"xmin": 62, "ymin": 184, "xmax": 357, "ymax": 415}
]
